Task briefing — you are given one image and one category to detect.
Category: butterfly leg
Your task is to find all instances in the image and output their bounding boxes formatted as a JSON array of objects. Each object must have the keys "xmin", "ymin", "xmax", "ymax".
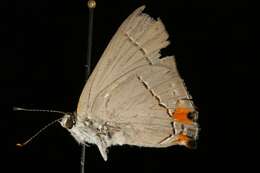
[{"xmin": 96, "ymin": 137, "xmax": 108, "ymax": 161}]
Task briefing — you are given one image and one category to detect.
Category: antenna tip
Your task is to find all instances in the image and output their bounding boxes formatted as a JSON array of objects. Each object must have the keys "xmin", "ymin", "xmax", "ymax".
[
  {"xmin": 16, "ymin": 143, "xmax": 24, "ymax": 147},
  {"xmin": 13, "ymin": 107, "xmax": 22, "ymax": 111},
  {"xmin": 87, "ymin": 0, "xmax": 96, "ymax": 9}
]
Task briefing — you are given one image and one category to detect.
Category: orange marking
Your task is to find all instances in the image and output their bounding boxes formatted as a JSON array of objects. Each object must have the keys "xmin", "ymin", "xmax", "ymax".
[
  {"xmin": 177, "ymin": 134, "xmax": 189, "ymax": 143},
  {"xmin": 176, "ymin": 134, "xmax": 194, "ymax": 148},
  {"xmin": 172, "ymin": 107, "xmax": 193, "ymax": 124}
]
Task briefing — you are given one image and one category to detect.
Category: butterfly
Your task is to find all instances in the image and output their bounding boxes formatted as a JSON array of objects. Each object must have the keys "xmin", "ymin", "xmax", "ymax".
[{"xmin": 58, "ymin": 5, "xmax": 199, "ymax": 161}]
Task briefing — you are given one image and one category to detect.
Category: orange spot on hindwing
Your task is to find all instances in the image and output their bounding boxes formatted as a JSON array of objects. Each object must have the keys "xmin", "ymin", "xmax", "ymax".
[
  {"xmin": 172, "ymin": 107, "xmax": 193, "ymax": 125},
  {"xmin": 177, "ymin": 134, "xmax": 189, "ymax": 142},
  {"xmin": 172, "ymin": 107, "xmax": 198, "ymax": 148},
  {"xmin": 177, "ymin": 134, "xmax": 196, "ymax": 149}
]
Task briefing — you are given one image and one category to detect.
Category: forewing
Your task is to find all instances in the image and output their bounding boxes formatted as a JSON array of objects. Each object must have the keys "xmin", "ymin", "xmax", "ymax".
[{"xmin": 77, "ymin": 6, "xmax": 170, "ymax": 115}]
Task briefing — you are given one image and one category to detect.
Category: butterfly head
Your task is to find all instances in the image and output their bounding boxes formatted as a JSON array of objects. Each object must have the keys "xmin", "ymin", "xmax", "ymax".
[{"xmin": 60, "ymin": 112, "xmax": 77, "ymax": 129}]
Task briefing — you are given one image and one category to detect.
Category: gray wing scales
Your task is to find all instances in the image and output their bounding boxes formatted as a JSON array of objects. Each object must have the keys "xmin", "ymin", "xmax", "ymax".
[
  {"xmin": 77, "ymin": 6, "xmax": 170, "ymax": 115},
  {"xmin": 75, "ymin": 6, "xmax": 198, "ymax": 152},
  {"xmin": 89, "ymin": 57, "xmax": 190, "ymax": 147}
]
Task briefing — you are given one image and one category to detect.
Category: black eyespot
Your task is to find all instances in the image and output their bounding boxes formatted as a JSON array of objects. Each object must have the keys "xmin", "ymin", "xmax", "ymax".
[{"xmin": 187, "ymin": 111, "xmax": 196, "ymax": 120}]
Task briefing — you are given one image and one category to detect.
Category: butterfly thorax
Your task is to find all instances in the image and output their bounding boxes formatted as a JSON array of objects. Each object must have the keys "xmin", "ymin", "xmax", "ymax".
[
  {"xmin": 60, "ymin": 113, "xmax": 124, "ymax": 160},
  {"xmin": 61, "ymin": 113, "xmax": 101, "ymax": 143}
]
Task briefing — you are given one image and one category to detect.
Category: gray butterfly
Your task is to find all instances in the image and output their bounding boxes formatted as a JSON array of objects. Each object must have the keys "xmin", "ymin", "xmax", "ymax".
[{"xmin": 60, "ymin": 6, "xmax": 199, "ymax": 161}]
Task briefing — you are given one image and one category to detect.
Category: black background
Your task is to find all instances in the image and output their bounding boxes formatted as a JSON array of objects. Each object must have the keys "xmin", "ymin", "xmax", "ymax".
[{"xmin": 3, "ymin": 0, "xmax": 251, "ymax": 172}]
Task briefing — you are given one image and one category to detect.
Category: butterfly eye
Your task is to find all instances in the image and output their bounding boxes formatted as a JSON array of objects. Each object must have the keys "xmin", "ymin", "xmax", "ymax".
[{"xmin": 64, "ymin": 116, "xmax": 75, "ymax": 129}]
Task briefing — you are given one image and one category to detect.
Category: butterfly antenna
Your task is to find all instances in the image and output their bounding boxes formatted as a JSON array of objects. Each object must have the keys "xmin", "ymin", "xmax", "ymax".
[
  {"xmin": 16, "ymin": 117, "xmax": 63, "ymax": 147},
  {"xmin": 14, "ymin": 107, "xmax": 66, "ymax": 147},
  {"xmin": 13, "ymin": 107, "xmax": 69, "ymax": 115}
]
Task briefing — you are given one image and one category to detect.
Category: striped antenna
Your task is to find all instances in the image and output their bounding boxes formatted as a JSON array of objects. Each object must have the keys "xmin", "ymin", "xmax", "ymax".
[{"xmin": 14, "ymin": 107, "xmax": 67, "ymax": 147}]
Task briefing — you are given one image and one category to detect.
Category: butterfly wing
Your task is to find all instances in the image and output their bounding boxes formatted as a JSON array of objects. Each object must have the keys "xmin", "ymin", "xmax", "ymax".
[
  {"xmin": 76, "ymin": 6, "xmax": 198, "ymax": 149},
  {"xmin": 77, "ymin": 6, "xmax": 169, "ymax": 114}
]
